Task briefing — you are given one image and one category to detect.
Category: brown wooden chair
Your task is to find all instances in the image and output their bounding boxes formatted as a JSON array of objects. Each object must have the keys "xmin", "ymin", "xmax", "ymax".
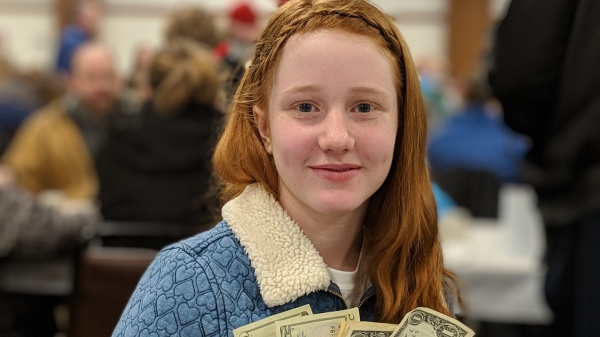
[
  {"xmin": 68, "ymin": 221, "xmax": 206, "ymax": 336},
  {"xmin": 68, "ymin": 246, "xmax": 157, "ymax": 337}
]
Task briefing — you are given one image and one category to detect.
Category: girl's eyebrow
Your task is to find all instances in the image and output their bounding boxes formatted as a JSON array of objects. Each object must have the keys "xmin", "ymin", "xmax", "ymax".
[
  {"xmin": 281, "ymin": 85, "xmax": 321, "ymax": 96},
  {"xmin": 349, "ymin": 86, "xmax": 391, "ymax": 102}
]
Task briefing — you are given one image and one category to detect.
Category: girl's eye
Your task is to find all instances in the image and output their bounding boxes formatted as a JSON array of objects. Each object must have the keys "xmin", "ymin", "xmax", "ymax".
[
  {"xmin": 357, "ymin": 103, "xmax": 372, "ymax": 113},
  {"xmin": 298, "ymin": 103, "xmax": 313, "ymax": 112}
]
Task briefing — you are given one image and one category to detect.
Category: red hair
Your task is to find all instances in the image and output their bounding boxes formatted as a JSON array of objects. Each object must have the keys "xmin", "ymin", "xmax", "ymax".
[{"xmin": 214, "ymin": 0, "xmax": 456, "ymax": 322}]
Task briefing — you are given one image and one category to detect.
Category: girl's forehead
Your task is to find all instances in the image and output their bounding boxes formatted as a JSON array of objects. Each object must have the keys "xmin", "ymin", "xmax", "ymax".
[
  {"xmin": 272, "ymin": 28, "xmax": 396, "ymax": 78},
  {"xmin": 271, "ymin": 29, "xmax": 396, "ymax": 88},
  {"xmin": 283, "ymin": 28, "xmax": 380, "ymax": 52}
]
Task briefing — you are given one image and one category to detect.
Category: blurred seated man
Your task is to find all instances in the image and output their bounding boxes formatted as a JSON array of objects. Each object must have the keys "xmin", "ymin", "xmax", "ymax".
[{"xmin": 2, "ymin": 43, "xmax": 121, "ymax": 200}]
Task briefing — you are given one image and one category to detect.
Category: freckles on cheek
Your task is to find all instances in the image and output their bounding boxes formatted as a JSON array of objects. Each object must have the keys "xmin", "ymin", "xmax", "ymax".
[
  {"xmin": 273, "ymin": 127, "xmax": 310, "ymax": 162},
  {"xmin": 364, "ymin": 135, "xmax": 395, "ymax": 163}
]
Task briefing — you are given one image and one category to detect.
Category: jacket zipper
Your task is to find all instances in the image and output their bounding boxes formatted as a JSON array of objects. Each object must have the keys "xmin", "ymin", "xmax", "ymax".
[
  {"xmin": 327, "ymin": 288, "xmax": 375, "ymax": 309},
  {"xmin": 327, "ymin": 289, "xmax": 350, "ymax": 309},
  {"xmin": 357, "ymin": 292, "xmax": 374, "ymax": 308}
]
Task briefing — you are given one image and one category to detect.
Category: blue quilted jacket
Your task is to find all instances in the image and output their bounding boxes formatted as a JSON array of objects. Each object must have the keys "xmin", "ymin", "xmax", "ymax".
[{"xmin": 112, "ymin": 184, "xmax": 447, "ymax": 337}]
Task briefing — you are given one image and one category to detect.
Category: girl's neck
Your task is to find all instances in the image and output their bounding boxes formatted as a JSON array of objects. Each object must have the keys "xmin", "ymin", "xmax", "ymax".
[{"xmin": 284, "ymin": 202, "xmax": 365, "ymax": 272}]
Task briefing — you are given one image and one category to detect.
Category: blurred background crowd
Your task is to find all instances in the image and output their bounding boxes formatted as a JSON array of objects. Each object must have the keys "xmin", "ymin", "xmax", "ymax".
[{"xmin": 1, "ymin": 0, "xmax": 598, "ymax": 336}]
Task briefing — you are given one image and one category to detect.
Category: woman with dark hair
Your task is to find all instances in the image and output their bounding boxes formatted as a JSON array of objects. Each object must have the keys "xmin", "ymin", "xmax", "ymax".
[{"xmin": 113, "ymin": 0, "xmax": 456, "ymax": 335}]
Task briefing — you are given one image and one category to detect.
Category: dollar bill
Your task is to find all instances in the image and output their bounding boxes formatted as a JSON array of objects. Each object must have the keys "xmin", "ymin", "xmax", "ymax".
[
  {"xmin": 390, "ymin": 307, "xmax": 475, "ymax": 337},
  {"xmin": 233, "ymin": 304, "xmax": 313, "ymax": 337},
  {"xmin": 276, "ymin": 307, "xmax": 360, "ymax": 337},
  {"xmin": 344, "ymin": 322, "xmax": 398, "ymax": 337}
]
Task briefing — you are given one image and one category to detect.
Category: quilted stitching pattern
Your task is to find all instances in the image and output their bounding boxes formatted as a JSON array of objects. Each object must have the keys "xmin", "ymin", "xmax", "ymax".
[{"xmin": 112, "ymin": 222, "xmax": 377, "ymax": 337}]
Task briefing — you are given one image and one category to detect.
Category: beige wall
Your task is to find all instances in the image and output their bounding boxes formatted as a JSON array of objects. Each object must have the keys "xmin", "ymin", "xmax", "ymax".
[
  {"xmin": 0, "ymin": 2, "xmax": 55, "ymax": 71},
  {"xmin": 0, "ymin": 0, "xmax": 512, "ymax": 76}
]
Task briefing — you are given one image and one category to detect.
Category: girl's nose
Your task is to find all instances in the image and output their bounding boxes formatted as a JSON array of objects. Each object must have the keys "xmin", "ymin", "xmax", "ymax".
[{"xmin": 317, "ymin": 109, "xmax": 355, "ymax": 154}]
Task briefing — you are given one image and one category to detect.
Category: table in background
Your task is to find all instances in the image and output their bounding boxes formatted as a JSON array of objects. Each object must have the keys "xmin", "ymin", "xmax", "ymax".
[{"xmin": 442, "ymin": 184, "xmax": 553, "ymax": 324}]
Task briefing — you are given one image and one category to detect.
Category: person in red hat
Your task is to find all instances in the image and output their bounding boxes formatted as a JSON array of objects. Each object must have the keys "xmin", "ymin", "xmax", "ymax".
[
  {"xmin": 212, "ymin": 2, "xmax": 262, "ymax": 104},
  {"xmin": 213, "ymin": 2, "xmax": 261, "ymax": 71}
]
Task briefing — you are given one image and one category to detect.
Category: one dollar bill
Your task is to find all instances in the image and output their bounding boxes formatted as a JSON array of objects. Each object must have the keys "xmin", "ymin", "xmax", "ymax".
[
  {"xmin": 233, "ymin": 304, "xmax": 313, "ymax": 337},
  {"xmin": 276, "ymin": 307, "xmax": 360, "ymax": 337},
  {"xmin": 390, "ymin": 307, "xmax": 475, "ymax": 337}
]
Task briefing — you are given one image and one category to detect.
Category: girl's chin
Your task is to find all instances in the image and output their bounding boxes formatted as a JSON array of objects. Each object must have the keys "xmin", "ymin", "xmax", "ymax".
[{"xmin": 309, "ymin": 198, "xmax": 368, "ymax": 217}]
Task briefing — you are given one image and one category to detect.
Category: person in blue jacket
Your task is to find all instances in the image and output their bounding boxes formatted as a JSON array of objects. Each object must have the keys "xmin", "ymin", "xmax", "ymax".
[
  {"xmin": 55, "ymin": 0, "xmax": 103, "ymax": 74},
  {"xmin": 113, "ymin": 1, "xmax": 456, "ymax": 336},
  {"xmin": 427, "ymin": 76, "xmax": 529, "ymax": 184}
]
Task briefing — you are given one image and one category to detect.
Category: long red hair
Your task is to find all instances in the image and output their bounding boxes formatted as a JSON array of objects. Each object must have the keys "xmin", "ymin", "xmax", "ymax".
[{"xmin": 214, "ymin": 0, "xmax": 456, "ymax": 322}]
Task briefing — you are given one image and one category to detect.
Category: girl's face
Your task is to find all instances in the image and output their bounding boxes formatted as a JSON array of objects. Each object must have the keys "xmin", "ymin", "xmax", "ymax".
[{"xmin": 255, "ymin": 28, "xmax": 398, "ymax": 221}]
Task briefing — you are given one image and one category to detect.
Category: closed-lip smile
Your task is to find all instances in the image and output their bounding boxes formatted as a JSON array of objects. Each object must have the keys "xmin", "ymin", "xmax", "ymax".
[
  {"xmin": 309, "ymin": 163, "xmax": 362, "ymax": 182},
  {"xmin": 310, "ymin": 163, "xmax": 361, "ymax": 171}
]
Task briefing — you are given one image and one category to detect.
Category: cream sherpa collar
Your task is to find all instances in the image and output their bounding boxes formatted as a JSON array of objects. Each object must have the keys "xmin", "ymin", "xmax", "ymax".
[{"xmin": 221, "ymin": 183, "xmax": 331, "ymax": 307}]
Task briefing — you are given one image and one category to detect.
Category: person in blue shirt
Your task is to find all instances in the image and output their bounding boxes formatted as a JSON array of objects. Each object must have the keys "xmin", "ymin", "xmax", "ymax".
[
  {"xmin": 55, "ymin": 0, "xmax": 103, "ymax": 74},
  {"xmin": 427, "ymin": 76, "xmax": 529, "ymax": 184}
]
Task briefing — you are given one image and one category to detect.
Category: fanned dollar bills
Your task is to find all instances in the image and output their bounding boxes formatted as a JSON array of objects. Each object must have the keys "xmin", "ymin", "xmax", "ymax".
[{"xmin": 232, "ymin": 305, "xmax": 474, "ymax": 337}]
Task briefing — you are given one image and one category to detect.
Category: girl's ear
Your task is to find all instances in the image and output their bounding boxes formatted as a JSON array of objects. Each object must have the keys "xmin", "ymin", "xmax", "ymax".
[{"xmin": 253, "ymin": 105, "xmax": 273, "ymax": 154}]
